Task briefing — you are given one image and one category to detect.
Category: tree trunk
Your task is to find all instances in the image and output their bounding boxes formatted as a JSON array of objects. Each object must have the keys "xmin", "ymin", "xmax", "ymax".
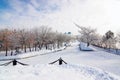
[
  {"xmin": 11, "ymin": 50, "xmax": 13, "ymax": 56},
  {"xmin": 35, "ymin": 44, "xmax": 37, "ymax": 51},
  {"xmin": 45, "ymin": 44, "xmax": 48, "ymax": 50},
  {"xmin": 87, "ymin": 42, "xmax": 89, "ymax": 47},
  {"xmin": 21, "ymin": 44, "xmax": 24, "ymax": 50},
  {"xmin": 53, "ymin": 44, "xmax": 55, "ymax": 49},
  {"xmin": 28, "ymin": 43, "xmax": 31, "ymax": 52},
  {"xmin": 57, "ymin": 42, "xmax": 60, "ymax": 48},
  {"xmin": 24, "ymin": 45, "xmax": 26, "ymax": 53},
  {"xmin": 115, "ymin": 49, "xmax": 117, "ymax": 54},
  {"xmin": 39, "ymin": 43, "xmax": 43, "ymax": 50},
  {"xmin": 5, "ymin": 47, "xmax": 8, "ymax": 56}
]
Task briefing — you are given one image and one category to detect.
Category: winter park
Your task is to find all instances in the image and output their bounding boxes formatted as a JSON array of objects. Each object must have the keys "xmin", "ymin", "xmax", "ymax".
[{"xmin": 0, "ymin": 0, "xmax": 120, "ymax": 80}]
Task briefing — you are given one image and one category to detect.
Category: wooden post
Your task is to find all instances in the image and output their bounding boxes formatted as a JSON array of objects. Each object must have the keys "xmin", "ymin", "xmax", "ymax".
[
  {"xmin": 13, "ymin": 59, "xmax": 17, "ymax": 66},
  {"xmin": 49, "ymin": 57, "xmax": 67, "ymax": 65}
]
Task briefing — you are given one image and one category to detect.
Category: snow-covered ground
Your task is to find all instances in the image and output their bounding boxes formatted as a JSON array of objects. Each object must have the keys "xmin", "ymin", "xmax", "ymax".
[
  {"xmin": 0, "ymin": 64, "xmax": 120, "ymax": 80},
  {"xmin": 0, "ymin": 42, "xmax": 120, "ymax": 80},
  {"xmin": 79, "ymin": 42, "xmax": 94, "ymax": 51},
  {"xmin": 0, "ymin": 47, "xmax": 66, "ymax": 61}
]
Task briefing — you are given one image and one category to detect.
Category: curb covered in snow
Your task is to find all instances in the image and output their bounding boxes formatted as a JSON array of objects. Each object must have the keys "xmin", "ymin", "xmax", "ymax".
[{"xmin": 0, "ymin": 47, "xmax": 66, "ymax": 61}]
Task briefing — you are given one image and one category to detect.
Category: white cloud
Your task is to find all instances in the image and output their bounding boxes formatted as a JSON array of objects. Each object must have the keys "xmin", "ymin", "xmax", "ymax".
[
  {"xmin": 1, "ymin": 12, "xmax": 12, "ymax": 20},
  {"xmin": 8, "ymin": 0, "xmax": 25, "ymax": 13},
  {"xmin": 30, "ymin": 0, "xmax": 40, "ymax": 8},
  {"xmin": 1, "ymin": 0, "xmax": 120, "ymax": 35}
]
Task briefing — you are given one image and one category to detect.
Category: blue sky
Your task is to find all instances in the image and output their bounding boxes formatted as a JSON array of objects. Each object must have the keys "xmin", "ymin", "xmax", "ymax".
[
  {"xmin": 0, "ymin": 0, "xmax": 8, "ymax": 9},
  {"xmin": 0, "ymin": 0, "xmax": 59, "ymax": 15},
  {"xmin": 0, "ymin": 0, "xmax": 60, "ymax": 27},
  {"xmin": 0, "ymin": 0, "xmax": 120, "ymax": 35}
]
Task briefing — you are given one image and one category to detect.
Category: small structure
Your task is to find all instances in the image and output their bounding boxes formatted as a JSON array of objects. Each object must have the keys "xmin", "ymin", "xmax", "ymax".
[
  {"xmin": 13, "ymin": 59, "xmax": 17, "ymax": 66},
  {"xmin": 49, "ymin": 57, "xmax": 67, "ymax": 65},
  {"xmin": 0, "ymin": 59, "xmax": 28, "ymax": 66}
]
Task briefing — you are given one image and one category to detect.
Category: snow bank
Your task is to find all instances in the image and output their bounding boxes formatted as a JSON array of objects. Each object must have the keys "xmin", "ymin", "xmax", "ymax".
[
  {"xmin": 0, "ymin": 50, "xmax": 51, "ymax": 61},
  {"xmin": 0, "ymin": 47, "xmax": 66, "ymax": 61},
  {"xmin": 0, "ymin": 64, "xmax": 119, "ymax": 80},
  {"xmin": 79, "ymin": 42, "xmax": 93, "ymax": 51}
]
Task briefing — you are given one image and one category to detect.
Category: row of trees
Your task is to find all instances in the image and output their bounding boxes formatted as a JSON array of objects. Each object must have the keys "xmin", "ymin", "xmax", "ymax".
[
  {"xmin": 75, "ymin": 23, "xmax": 120, "ymax": 52},
  {"xmin": 0, "ymin": 26, "xmax": 72, "ymax": 56}
]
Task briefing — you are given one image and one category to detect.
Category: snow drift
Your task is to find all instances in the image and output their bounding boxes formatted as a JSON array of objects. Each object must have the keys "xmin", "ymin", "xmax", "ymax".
[
  {"xmin": 0, "ymin": 64, "xmax": 119, "ymax": 80},
  {"xmin": 79, "ymin": 42, "xmax": 94, "ymax": 51}
]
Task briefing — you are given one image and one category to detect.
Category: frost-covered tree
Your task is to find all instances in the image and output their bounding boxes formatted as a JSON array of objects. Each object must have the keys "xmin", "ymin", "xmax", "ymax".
[
  {"xmin": 116, "ymin": 32, "xmax": 120, "ymax": 49},
  {"xmin": 75, "ymin": 23, "xmax": 96, "ymax": 46},
  {"xmin": 102, "ymin": 30, "xmax": 117, "ymax": 49},
  {"xmin": 117, "ymin": 32, "xmax": 120, "ymax": 43},
  {"xmin": 90, "ymin": 33, "xmax": 101, "ymax": 46},
  {"xmin": 105, "ymin": 30, "xmax": 114, "ymax": 39}
]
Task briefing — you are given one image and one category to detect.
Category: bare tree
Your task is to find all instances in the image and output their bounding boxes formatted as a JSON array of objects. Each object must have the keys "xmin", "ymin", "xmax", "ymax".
[
  {"xmin": 33, "ymin": 27, "xmax": 40, "ymax": 51},
  {"xmin": 0, "ymin": 26, "xmax": 72, "ymax": 56},
  {"xmin": 27, "ymin": 30, "xmax": 35, "ymax": 52},
  {"xmin": 8, "ymin": 30, "xmax": 20, "ymax": 55},
  {"xmin": 0, "ymin": 29, "xmax": 12, "ymax": 56},
  {"xmin": 48, "ymin": 32, "xmax": 58, "ymax": 49},
  {"xmin": 18, "ymin": 29, "xmax": 29, "ymax": 53},
  {"xmin": 33, "ymin": 26, "xmax": 52, "ymax": 50}
]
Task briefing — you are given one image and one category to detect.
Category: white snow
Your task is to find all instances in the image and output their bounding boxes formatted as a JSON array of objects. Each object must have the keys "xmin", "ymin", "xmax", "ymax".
[
  {"xmin": 0, "ymin": 47, "xmax": 66, "ymax": 61},
  {"xmin": 79, "ymin": 42, "xmax": 94, "ymax": 51},
  {"xmin": 0, "ymin": 64, "xmax": 120, "ymax": 80},
  {"xmin": 0, "ymin": 41, "xmax": 120, "ymax": 80}
]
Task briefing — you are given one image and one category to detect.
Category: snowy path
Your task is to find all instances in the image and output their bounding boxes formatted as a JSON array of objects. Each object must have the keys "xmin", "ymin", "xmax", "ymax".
[
  {"xmin": 17, "ymin": 42, "xmax": 120, "ymax": 76},
  {"xmin": 0, "ymin": 42, "xmax": 120, "ymax": 80}
]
